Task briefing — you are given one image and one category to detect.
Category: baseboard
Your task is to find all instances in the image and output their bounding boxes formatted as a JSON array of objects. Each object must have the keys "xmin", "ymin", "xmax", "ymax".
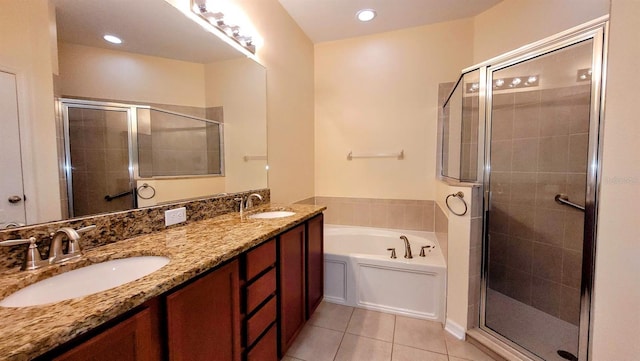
[{"xmin": 444, "ymin": 318, "xmax": 466, "ymax": 340}]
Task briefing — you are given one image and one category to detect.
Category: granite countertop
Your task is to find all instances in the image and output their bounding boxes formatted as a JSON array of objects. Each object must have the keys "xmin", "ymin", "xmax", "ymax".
[{"xmin": 0, "ymin": 203, "xmax": 325, "ymax": 361}]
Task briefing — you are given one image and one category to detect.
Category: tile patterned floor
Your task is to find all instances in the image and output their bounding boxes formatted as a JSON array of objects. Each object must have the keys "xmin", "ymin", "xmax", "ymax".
[{"xmin": 284, "ymin": 302, "xmax": 496, "ymax": 361}]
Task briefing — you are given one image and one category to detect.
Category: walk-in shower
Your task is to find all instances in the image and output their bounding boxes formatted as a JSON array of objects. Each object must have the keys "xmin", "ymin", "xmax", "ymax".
[{"xmin": 441, "ymin": 18, "xmax": 608, "ymax": 361}]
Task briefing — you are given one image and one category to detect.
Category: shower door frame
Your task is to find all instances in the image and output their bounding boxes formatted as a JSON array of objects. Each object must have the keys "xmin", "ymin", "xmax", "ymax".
[
  {"xmin": 474, "ymin": 17, "xmax": 608, "ymax": 361},
  {"xmin": 60, "ymin": 99, "xmax": 140, "ymax": 218}
]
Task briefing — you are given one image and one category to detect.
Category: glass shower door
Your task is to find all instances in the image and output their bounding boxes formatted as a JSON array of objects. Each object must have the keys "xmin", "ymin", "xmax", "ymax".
[
  {"xmin": 483, "ymin": 39, "xmax": 595, "ymax": 361},
  {"xmin": 63, "ymin": 103, "xmax": 134, "ymax": 217}
]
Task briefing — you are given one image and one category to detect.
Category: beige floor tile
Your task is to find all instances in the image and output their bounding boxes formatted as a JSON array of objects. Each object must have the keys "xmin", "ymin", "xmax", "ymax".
[
  {"xmin": 346, "ymin": 308, "xmax": 396, "ymax": 342},
  {"xmin": 445, "ymin": 334, "xmax": 496, "ymax": 361},
  {"xmin": 286, "ymin": 325, "xmax": 344, "ymax": 361},
  {"xmin": 391, "ymin": 344, "xmax": 448, "ymax": 361},
  {"xmin": 281, "ymin": 357, "xmax": 304, "ymax": 361},
  {"xmin": 308, "ymin": 301, "xmax": 355, "ymax": 331},
  {"xmin": 334, "ymin": 333, "xmax": 393, "ymax": 361},
  {"xmin": 394, "ymin": 316, "xmax": 447, "ymax": 354}
]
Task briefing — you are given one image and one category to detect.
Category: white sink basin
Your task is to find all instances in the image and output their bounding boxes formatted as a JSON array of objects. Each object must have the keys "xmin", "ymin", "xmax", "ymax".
[
  {"xmin": 0, "ymin": 256, "xmax": 170, "ymax": 308},
  {"xmin": 249, "ymin": 211, "xmax": 296, "ymax": 219}
]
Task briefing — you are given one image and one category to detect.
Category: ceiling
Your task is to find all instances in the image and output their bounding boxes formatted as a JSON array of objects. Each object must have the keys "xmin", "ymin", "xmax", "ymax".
[
  {"xmin": 53, "ymin": 0, "xmax": 243, "ymax": 63},
  {"xmin": 278, "ymin": 0, "xmax": 503, "ymax": 43}
]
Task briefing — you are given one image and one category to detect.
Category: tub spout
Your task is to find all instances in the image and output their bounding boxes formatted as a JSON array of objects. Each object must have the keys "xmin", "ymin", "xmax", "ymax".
[{"xmin": 400, "ymin": 235, "xmax": 413, "ymax": 259}]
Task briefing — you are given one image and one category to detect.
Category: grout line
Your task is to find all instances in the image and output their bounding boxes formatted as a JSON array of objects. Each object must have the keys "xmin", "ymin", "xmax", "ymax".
[{"xmin": 331, "ymin": 307, "xmax": 355, "ymax": 361}]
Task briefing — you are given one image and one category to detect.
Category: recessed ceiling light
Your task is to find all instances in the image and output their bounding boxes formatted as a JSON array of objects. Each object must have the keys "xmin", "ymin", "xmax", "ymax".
[
  {"xmin": 103, "ymin": 34, "xmax": 122, "ymax": 44},
  {"xmin": 356, "ymin": 9, "xmax": 376, "ymax": 22}
]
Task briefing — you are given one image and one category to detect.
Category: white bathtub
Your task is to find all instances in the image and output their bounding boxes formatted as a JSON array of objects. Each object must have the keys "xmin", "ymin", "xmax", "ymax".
[{"xmin": 324, "ymin": 225, "xmax": 446, "ymax": 322}]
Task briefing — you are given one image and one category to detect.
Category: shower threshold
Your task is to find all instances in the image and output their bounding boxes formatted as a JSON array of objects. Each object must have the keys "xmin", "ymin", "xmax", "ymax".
[{"xmin": 484, "ymin": 288, "xmax": 579, "ymax": 361}]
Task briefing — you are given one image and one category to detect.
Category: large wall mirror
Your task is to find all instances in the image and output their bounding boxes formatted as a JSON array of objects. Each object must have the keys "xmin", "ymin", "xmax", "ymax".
[{"xmin": 0, "ymin": 0, "xmax": 267, "ymax": 227}]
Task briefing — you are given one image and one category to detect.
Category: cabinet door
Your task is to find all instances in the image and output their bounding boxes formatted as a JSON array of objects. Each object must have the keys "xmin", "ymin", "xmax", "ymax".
[
  {"xmin": 306, "ymin": 214, "xmax": 324, "ymax": 318},
  {"xmin": 278, "ymin": 224, "xmax": 306, "ymax": 355},
  {"xmin": 166, "ymin": 260, "xmax": 241, "ymax": 361},
  {"xmin": 53, "ymin": 300, "xmax": 162, "ymax": 361}
]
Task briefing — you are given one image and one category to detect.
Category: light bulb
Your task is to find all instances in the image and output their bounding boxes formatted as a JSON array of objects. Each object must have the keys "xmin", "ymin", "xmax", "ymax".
[
  {"xmin": 527, "ymin": 76, "xmax": 537, "ymax": 83},
  {"xmin": 495, "ymin": 79, "xmax": 505, "ymax": 87},
  {"xmin": 511, "ymin": 78, "xmax": 522, "ymax": 86},
  {"xmin": 356, "ymin": 9, "xmax": 376, "ymax": 22},
  {"xmin": 103, "ymin": 34, "xmax": 122, "ymax": 44}
]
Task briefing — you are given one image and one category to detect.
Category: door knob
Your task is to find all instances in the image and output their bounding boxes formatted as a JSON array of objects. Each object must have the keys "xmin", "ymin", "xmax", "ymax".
[{"xmin": 8, "ymin": 196, "xmax": 22, "ymax": 204}]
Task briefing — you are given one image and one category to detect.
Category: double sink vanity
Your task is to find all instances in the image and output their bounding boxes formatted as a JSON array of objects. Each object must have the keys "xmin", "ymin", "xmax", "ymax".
[{"xmin": 0, "ymin": 198, "xmax": 325, "ymax": 361}]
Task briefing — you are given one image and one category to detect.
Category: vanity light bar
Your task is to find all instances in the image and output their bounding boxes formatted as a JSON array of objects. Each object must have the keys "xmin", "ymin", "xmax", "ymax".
[{"xmin": 192, "ymin": 0, "xmax": 256, "ymax": 54}]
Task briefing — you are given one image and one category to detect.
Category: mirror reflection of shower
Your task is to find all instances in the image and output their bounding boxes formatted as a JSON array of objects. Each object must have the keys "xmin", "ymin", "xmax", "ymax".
[{"xmin": 62, "ymin": 100, "xmax": 224, "ymax": 218}]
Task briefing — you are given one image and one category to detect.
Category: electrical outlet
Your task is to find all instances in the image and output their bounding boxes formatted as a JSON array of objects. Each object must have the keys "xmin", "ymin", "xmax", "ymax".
[{"xmin": 165, "ymin": 207, "xmax": 187, "ymax": 226}]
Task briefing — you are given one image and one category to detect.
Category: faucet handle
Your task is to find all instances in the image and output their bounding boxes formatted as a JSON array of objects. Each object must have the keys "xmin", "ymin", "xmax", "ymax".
[
  {"xmin": 0, "ymin": 237, "xmax": 35, "ymax": 247},
  {"xmin": 419, "ymin": 245, "xmax": 432, "ymax": 257},
  {"xmin": 76, "ymin": 225, "xmax": 97, "ymax": 234},
  {"xmin": 0, "ymin": 237, "xmax": 48, "ymax": 270},
  {"xmin": 234, "ymin": 197, "xmax": 245, "ymax": 216},
  {"xmin": 67, "ymin": 225, "xmax": 95, "ymax": 254},
  {"xmin": 386, "ymin": 248, "xmax": 397, "ymax": 259}
]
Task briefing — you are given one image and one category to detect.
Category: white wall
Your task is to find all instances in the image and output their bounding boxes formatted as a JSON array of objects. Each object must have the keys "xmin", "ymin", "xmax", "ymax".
[
  {"xmin": 58, "ymin": 43, "xmax": 206, "ymax": 107},
  {"xmin": 472, "ymin": 0, "xmax": 610, "ymax": 64},
  {"xmin": 235, "ymin": 0, "xmax": 316, "ymax": 204},
  {"xmin": 204, "ymin": 58, "xmax": 268, "ymax": 193},
  {"xmin": 437, "ymin": 181, "xmax": 473, "ymax": 337},
  {"xmin": 591, "ymin": 0, "xmax": 640, "ymax": 359},
  {"xmin": 0, "ymin": 0, "xmax": 61, "ymax": 223},
  {"xmin": 314, "ymin": 20, "xmax": 474, "ymax": 200}
]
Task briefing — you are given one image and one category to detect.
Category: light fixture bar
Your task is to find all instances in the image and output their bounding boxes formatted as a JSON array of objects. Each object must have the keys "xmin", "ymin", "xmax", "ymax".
[
  {"xmin": 466, "ymin": 74, "xmax": 540, "ymax": 93},
  {"xmin": 191, "ymin": 0, "xmax": 256, "ymax": 54}
]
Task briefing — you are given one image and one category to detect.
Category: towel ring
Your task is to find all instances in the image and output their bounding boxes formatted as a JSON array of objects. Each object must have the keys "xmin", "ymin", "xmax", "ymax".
[
  {"xmin": 446, "ymin": 191, "xmax": 468, "ymax": 216},
  {"xmin": 137, "ymin": 183, "xmax": 156, "ymax": 200}
]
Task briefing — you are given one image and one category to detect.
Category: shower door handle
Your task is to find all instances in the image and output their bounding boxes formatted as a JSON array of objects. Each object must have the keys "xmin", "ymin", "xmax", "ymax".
[
  {"xmin": 105, "ymin": 189, "xmax": 134, "ymax": 202},
  {"xmin": 554, "ymin": 194, "xmax": 585, "ymax": 211}
]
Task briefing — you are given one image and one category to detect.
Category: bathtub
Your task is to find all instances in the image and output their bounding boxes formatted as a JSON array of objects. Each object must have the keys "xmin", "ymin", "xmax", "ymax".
[{"xmin": 324, "ymin": 225, "xmax": 446, "ymax": 323}]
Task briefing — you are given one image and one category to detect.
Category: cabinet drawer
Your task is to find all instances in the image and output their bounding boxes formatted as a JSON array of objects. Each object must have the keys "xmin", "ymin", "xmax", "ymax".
[
  {"xmin": 246, "ymin": 239, "xmax": 276, "ymax": 281},
  {"xmin": 247, "ymin": 296, "xmax": 277, "ymax": 346},
  {"xmin": 247, "ymin": 324, "xmax": 277, "ymax": 361},
  {"xmin": 246, "ymin": 268, "xmax": 276, "ymax": 312}
]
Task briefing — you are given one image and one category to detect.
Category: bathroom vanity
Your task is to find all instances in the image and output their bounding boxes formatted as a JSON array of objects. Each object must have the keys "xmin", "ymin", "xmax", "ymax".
[{"xmin": 0, "ymin": 204, "xmax": 324, "ymax": 361}]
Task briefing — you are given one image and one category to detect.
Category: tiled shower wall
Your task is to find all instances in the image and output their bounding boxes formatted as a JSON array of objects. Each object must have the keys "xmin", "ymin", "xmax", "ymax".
[
  {"xmin": 300, "ymin": 197, "xmax": 435, "ymax": 232},
  {"xmin": 67, "ymin": 107, "xmax": 131, "ymax": 217},
  {"xmin": 487, "ymin": 84, "xmax": 590, "ymax": 325}
]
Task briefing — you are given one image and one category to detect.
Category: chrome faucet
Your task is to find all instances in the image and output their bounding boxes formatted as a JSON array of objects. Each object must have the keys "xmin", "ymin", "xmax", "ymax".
[
  {"xmin": 400, "ymin": 235, "xmax": 413, "ymax": 259},
  {"xmin": 245, "ymin": 193, "xmax": 263, "ymax": 209},
  {"xmin": 49, "ymin": 225, "xmax": 96, "ymax": 264}
]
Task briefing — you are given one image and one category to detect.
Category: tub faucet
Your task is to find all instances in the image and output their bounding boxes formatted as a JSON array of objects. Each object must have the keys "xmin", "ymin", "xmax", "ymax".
[{"xmin": 400, "ymin": 235, "xmax": 413, "ymax": 259}]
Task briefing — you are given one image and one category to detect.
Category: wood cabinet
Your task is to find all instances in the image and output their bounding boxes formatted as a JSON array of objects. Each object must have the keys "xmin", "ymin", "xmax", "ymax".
[
  {"xmin": 306, "ymin": 214, "xmax": 324, "ymax": 318},
  {"xmin": 166, "ymin": 260, "xmax": 241, "ymax": 361},
  {"xmin": 52, "ymin": 300, "xmax": 162, "ymax": 361},
  {"xmin": 278, "ymin": 224, "xmax": 306, "ymax": 356},
  {"xmin": 40, "ymin": 213, "xmax": 324, "ymax": 361},
  {"xmin": 243, "ymin": 239, "xmax": 278, "ymax": 360}
]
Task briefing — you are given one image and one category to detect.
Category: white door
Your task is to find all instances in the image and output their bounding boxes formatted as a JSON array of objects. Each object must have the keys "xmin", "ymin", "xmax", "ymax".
[{"xmin": 0, "ymin": 70, "xmax": 27, "ymax": 227}]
